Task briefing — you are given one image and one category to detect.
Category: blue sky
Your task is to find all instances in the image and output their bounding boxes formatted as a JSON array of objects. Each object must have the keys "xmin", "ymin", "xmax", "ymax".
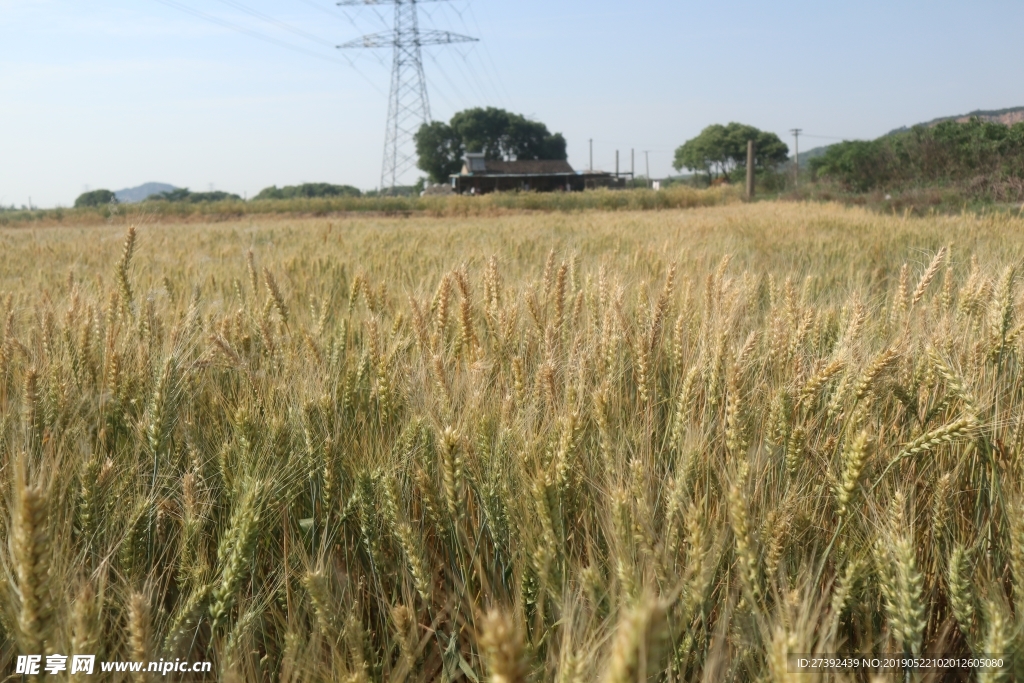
[{"xmin": 2, "ymin": 0, "xmax": 1023, "ymax": 207}]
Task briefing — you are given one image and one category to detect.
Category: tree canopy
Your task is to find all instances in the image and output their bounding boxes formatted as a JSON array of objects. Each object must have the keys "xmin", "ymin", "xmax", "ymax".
[
  {"xmin": 253, "ymin": 183, "xmax": 362, "ymax": 200},
  {"xmin": 415, "ymin": 121, "xmax": 465, "ymax": 184},
  {"xmin": 146, "ymin": 188, "xmax": 241, "ymax": 203},
  {"xmin": 673, "ymin": 123, "xmax": 789, "ymax": 179},
  {"xmin": 416, "ymin": 107, "xmax": 567, "ymax": 183},
  {"xmin": 74, "ymin": 189, "xmax": 117, "ymax": 208}
]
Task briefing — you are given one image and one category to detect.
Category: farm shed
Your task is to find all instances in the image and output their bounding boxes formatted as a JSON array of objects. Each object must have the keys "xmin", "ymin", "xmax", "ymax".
[{"xmin": 451, "ymin": 153, "xmax": 624, "ymax": 194}]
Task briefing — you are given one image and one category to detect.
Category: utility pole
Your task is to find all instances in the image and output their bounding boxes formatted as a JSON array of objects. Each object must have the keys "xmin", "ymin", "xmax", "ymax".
[
  {"xmin": 631, "ymin": 148, "xmax": 635, "ymax": 183},
  {"xmin": 615, "ymin": 150, "xmax": 619, "ymax": 178},
  {"xmin": 338, "ymin": 0, "xmax": 476, "ymax": 194},
  {"xmin": 790, "ymin": 128, "xmax": 802, "ymax": 187},
  {"xmin": 589, "ymin": 139, "xmax": 593, "ymax": 171},
  {"xmin": 746, "ymin": 140, "xmax": 755, "ymax": 200},
  {"xmin": 645, "ymin": 151, "xmax": 650, "ymax": 188}
]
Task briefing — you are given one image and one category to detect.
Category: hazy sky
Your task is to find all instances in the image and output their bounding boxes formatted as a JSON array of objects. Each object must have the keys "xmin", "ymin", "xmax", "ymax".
[{"xmin": 2, "ymin": 0, "xmax": 1023, "ymax": 207}]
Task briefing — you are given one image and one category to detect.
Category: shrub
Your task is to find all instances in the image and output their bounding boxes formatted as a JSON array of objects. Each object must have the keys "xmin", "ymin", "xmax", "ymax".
[
  {"xmin": 73, "ymin": 189, "xmax": 117, "ymax": 208},
  {"xmin": 253, "ymin": 183, "xmax": 362, "ymax": 200}
]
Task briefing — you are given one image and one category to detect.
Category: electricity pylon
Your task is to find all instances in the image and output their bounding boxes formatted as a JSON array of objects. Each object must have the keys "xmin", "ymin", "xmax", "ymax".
[{"xmin": 338, "ymin": 0, "xmax": 476, "ymax": 193}]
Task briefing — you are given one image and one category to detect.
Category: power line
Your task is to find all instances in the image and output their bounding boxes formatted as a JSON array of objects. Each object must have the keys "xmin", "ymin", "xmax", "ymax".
[
  {"xmin": 424, "ymin": 50, "xmax": 471, "ymax": 108},
  {"xmin": 416, "ymin": 1, "xmax": 505, "ymax": 110},
  {"xmin": 151, "ymin": 0, "xmax": 342, "ymax": 63},
  {"xmin": 333, "ymin": 2, "xmax": 365, "ymax": 31},
  {"xmin": 337, "ymin": 53, "xmax": 389, "ymax": 96},
  {"xmin": 432, "ymin": 2, "xmax": 510, "ymax": 108},
  {"xmin": 290, "ymin": 0, "xmax": 351, "ymax": 23},
  {"xmin": 368, "ymin": 5, "xmax": 393, "ymax": 31},
  {"xmin": 210, "ymin": 0, "xmax": 335, "ymax": 48},
  {"xmin": 149, "ymin": 0, "xmax": 386, "ymax": 95},
  {"xmin": 592, "ymin": 139, "xmax": 672, "ymax": 153},
  {"xmin": 790, "ymin": 128, "xmax": 802, "ymax": 186},
  {"xmin": 462, "ymin": 3, "xmax": 513, "ymax": 107},
  {"xmin": 421, "ymin": 52, "xmax": 463, "ymax": 111},
  {"xmin": 801, "ymin": 133, "xmax": 848, "ymax": 140},
  {"xmin": 442, "ymin": 45, "xmax": 493, "ymax": 106},
  {"xmin": 455, "ymin": 45, "xmax": 502, "ymax": 105},
  {"xmin": 338, "ymin": 0, "xmax": 477, "ymax": 192}
]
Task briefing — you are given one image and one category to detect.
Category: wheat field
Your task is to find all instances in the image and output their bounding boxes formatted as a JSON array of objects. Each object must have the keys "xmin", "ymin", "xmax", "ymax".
[{"xmin": 2, "ymin": 202, "xmax": 1024, "ymax": 681}]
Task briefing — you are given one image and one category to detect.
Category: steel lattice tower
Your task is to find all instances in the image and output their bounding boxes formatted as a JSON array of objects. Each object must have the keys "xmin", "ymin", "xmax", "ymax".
[{"xmin": 338, "ymin": 0, "xmax": 476, "ymax": 193}]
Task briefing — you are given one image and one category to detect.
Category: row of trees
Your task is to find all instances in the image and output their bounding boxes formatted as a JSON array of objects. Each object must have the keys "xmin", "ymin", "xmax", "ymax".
[
  {"xmin": 415, "ymin": 109, "xmax": 793, "ymax": 188},
  {"xmin": 151, "ymin": 188, "xmax": 242, "ymax": 203},
  {"xmin": 75, "ymin": 112, "xmax": 788, "ymax": 208},
  {"xmin": 75, "ymin": 116, "xmax": 793, "ymax": 208},
  {"xmin": 73, "ymin": 188, "xmax": 243, "ymax": 206},
  {"xmin": 73, "ymin": 183, "xmax": 366, "ymax": 208}
]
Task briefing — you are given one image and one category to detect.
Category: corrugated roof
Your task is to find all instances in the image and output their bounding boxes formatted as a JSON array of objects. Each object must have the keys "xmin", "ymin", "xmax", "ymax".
[{"xmin": 477, "ymin": 159, "xmax": 575, "ymax": 175}]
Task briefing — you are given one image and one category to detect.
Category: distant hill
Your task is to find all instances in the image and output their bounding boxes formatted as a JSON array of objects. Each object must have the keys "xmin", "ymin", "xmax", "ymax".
[
  {"xmin": 790, "ymin": 144, "xmax": 832, "ymax": 169},
  {"xmin": 114, "ymin": 182, "xmax": 177, "ymax": 203},
  {"xmin": 886, "ymin": 106, "xmax": 1024, "ymax": 136}
]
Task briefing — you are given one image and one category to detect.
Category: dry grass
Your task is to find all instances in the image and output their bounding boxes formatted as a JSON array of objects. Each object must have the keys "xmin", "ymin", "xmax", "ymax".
[
  {"xmin": 0, "ymin": 185, "xmax": 740, "ymax": 227},
  {"xmin": 1, "ymin": 201, "xmax": 1024, "ymax": 681}
]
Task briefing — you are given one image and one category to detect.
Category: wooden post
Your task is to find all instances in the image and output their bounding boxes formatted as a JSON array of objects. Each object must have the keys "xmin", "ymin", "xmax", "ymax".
[
  {"xmin": 790, "ymin": 129, "xmax": 802, "ymax": 187},
  {"xmin": 746, "ymin": 139, "xmax": 755, "ymax": 200}
]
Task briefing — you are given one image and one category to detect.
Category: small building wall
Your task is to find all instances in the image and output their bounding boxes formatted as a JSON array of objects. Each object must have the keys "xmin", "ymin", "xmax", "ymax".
[{"xmin": 452, "ymin": 173, "xmax": 626, "ymax": 194}]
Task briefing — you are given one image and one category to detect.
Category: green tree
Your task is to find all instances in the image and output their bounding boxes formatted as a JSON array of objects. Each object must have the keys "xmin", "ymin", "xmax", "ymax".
[
  {"xmin": 809, "ymin": 140, "xmax": 890, "ymax": 192},
  {"xmin": 416, "ymin": 108, "xmax": 568, "ymax": 183},
  {"xmin": 674, "ymin": 123, "xmax": 789, "ymax": 180},
  {"xmin": 734, "ymin": 125, "xmax": 790, "ymax": 171},
  {"xmin": 253, "ymin": 183, "xmax": 361, "ymax": 200},
  {"xmin": 504, "ymin": 115, "xmax": 567, "ymax": 161},
  {"xmin": 415, "ymin": 121, "xmax": 465, "ymax": 184},
  {"xmin": 74, "ymin": 189, "xmax": 117, "ymax": 208},
  {"xmin": 449, "ymin": 107, "xmax": 512, "ymax": 159},
  {"xmin": 673, "ymin": 124, "xmax": 728, "ymax": 179}
]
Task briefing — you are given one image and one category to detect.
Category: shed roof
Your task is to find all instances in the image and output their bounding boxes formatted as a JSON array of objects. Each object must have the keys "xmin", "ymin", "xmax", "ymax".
[
  {"xmin": 486, "ymin": 159, "xmax": 574, "ymax": 174},
  {"xmin": 462, "ymin": 158, "xmax": 575, "ymax": 175}
]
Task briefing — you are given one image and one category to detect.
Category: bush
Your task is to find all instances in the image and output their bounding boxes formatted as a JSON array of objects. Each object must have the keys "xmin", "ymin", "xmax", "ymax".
[
  {"xmin": 74, "ymin": 189, "xmax": 117, "ymax": 208},
  {"xmin": 146, "ymin": 188, "xmax": 242, "ymax": 203},
  {"xmin": 253, "ymin": 183, "xmax": 362, "ymax": 200}
]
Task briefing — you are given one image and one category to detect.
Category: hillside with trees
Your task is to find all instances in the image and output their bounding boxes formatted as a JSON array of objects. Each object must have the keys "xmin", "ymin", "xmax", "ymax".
[
  {"xmin": 886, "ymin": 106, "xmax": 1024, "ymax": 135},
  {"xmin": 811, "ymin": 117, "xmax": 1024, "ymax": 200}
]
